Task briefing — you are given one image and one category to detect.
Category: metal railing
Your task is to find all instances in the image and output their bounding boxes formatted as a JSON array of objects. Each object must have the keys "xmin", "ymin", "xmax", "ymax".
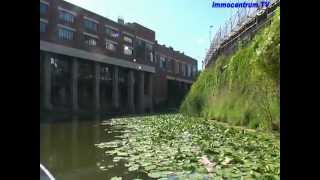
[{"xmin": 204, "ymin": 0, "xmax": 280, "ymax": 68}]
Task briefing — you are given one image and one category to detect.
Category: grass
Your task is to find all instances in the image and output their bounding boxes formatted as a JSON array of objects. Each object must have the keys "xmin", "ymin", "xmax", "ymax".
[{"xmin": 180, "ymin": 8, "xmax": 280, "ymax": 132}]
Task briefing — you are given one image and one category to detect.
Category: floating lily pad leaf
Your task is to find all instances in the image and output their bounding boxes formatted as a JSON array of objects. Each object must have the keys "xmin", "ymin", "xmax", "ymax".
[
  {"xmin": 221, "ymin": 157, "xmax": 233, "ymax": 165},
  {"xmin": 148, "ymin": 171, "xmax": 167, "ymax": 178},
  {"xmin": 117, "ymin": 152, "xmax": 128, "ymax": 156},
  {"xmin": 99, "ymin": 166, "xmax": 107, "ymax": 171},
  {"xmin": 128, "ymin": 164, "xmax": 139, "ymax": 171},
  {"xmin": 99, "ymin": 114, "xmax": 279, "ymax": 179},
  {"xmin": 145, "ymin": 165, "xmax": 157, "ymax": 171},
  {"xmin": 113, "ymin": 156, "xmax": 125, "ymax": 162},
  {"xmin": 107, "ymin": 165, "xmax": 114, "ymax": 168},
  {"xmin": 110, "ymin": 176, "xmax": 122, "ymax": 180}
]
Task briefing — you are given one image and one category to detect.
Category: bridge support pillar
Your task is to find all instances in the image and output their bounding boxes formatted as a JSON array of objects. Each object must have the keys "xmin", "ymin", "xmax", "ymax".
[
  {"xmin": 127, "ymin": 69, "xmax": 135, "ymax": 113},
  {"xmin": 43, "ymin": 53, "xmax": 52, "ymax": 111},
  {"xmin": 138, "ymin": 71, "xmax": 145, "ymax": 114},
  {"xmin": 148, "ymin": 73, "xmax": 153, "ymax": 113},
  {"xmin": 94, "ymin": 62, "xmax": 100, "ymax": 111},
  {"xmin": 71, "ymin": 58, "xmax": 79, "ymax": 112},
  {"xmin": 112, "ymin": 66, "xmax": 119, "ymax": 110}
]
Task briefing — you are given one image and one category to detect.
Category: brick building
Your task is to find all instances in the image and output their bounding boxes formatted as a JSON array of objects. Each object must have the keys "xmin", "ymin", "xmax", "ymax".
[{"xmin": 40, "ymin": 0, "xmax": 198, "ymax": 113}]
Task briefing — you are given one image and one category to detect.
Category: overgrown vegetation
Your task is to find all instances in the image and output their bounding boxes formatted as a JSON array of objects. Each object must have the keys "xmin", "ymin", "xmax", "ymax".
[
  {"xmin": 97, "ymin": 114, "xmax": 280, "ymax": 179},
  {"xmin": 180, "ymin": 8, "xmax": 280, "ymax": 131}
]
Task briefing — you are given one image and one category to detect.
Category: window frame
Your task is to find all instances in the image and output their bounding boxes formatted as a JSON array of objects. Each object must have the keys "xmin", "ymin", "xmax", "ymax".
[
  {"xmin": 123, "ymin": 45, "xmax": 133, "ymax": 56},
  {"xmin": 84, "ymin": 18, "xmax": 98, "ymax": 32},
  {"xmin": 40, "ymin": 21, "xmax": 47, "ymax": 33},
  {"xmin": 40, "ymin": 2, "xmax": 49, "ymax": 14},
  {"xmin": 105, "ymin": 26, "xmax": 120, "ymax": 38},
  {"xmin": 123, "ymin": 36, "xmax": 133, "ymax": 44},
  {"xmin": 84, "ymin": 36, "xmax": 97, "ymax": 46},
  {"xmin": 105, "ymin": 39, "xmax": 118, "ymax": 51},
  {"xmin": 160, "ymin": 56, "xmax": 166, "ymax": 69},
  {"xmin": 58, "ymin": 10, "xmax": 75, "ymax": 23},
  {"xmin": 40, "ymin": 19, "xmax": 48, "ymax": 33},
  {"xmin": 57, "ymin": 26, "xmax": 75, "ymax": 41}
]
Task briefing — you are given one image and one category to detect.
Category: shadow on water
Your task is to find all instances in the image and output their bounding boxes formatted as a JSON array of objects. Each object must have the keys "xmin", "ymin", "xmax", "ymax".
[{"xmin": 40, "ymin": 112, "xmax": 150, "ymax": 180}]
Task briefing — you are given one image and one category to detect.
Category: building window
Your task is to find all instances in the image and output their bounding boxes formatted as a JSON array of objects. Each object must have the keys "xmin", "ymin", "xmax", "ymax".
[
  {"xmin": 187, "ymin": 64, "xmax": 192, "ymax": 77},
  {"xmin": 181, "ymin": 63, "xmax": 185, "ymax": 76},
  {"xmin": 160, "ymin": 56, "xmax": 166, "ymax": 69},
  {"xmin": 148, "ymin": 52, "xmax": 154, "ymax": 62},
  {"xmin": 106, "ymin": 27, "xmax": 119, "ymax": 38},
  {"xmin": 146, "ymin": 43, "xmax": 152, "ymax": 50},
  {"xmin": 192, "ymin": 66, "xmax": 197, "ymax": 77},
  {"xmin": 84, "ymin": 19, "xmax": 98, "ymax": 31},
  {"xmin": 175, "ymin": 62, "xmax": 180, "ymax": 74},
  {"xmin": 179, "ymin": 63, "xmax": 183, "ymax": 75},
  {"xmin": 146, "ymin": 43, "xmax": 153, "ymax": 62},
  {"xmin": 59, "ymin": 10, "xmax": 74, "ymax": 23},
  {"xmin": 84, "ymin": 36, "xmax": 97, "ymax": 46},
  {"xmin": 154, "ymin": 54, "xmax": 158, "ymax": 63},
  {"xmin": 40, "ymin": 2, "xmax": 48, "ymax": 14},
  {"xmin": 123, "ymin": 36, "xmax": 133, "ymax": 44},
  {"xmin": 40, "ymin": 21, "xmax": 47, "ymax": 32},
  {"xmin": 123, "ymin": 45, "xmax": 133, "ymax": 55},
  {"xmin": 106, "ymin": 40, "xmax": 117, "ymax": 51},
  {"xmin": 58, "ymin": 28, "xmax": 74, "ymax": 40},
  {"xmin": 166, "ymin": 59, "xmax": 172, "ymax": 72}
]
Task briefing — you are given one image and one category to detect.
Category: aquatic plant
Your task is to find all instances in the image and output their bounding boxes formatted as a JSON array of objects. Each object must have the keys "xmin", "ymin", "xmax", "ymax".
[{"xmin": 96, "ymin": 114, "xmax": 280, "ymax": 179}]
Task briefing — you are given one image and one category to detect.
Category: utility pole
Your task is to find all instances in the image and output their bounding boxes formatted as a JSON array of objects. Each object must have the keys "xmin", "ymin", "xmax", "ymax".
[{"xmin": 209, "ymin": 25, "xmax": 213, "ymax": 43}]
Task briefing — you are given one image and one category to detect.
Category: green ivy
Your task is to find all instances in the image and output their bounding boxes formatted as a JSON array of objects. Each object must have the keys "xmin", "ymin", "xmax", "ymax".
[{"xmin": 180, "ymin": 8, "xmax": 280, "ymax": 132}]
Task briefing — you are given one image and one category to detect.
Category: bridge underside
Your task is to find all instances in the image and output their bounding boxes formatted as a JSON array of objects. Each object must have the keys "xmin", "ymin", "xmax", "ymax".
[{"xmin": 40, "ymin": 50, "xmax": 191, "ymax": 114}]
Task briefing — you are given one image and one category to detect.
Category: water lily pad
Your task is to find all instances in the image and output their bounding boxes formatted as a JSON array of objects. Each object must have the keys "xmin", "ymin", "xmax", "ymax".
[
  {"xmin": 148, "ymin": 171, "xmax": 167, "ymax": 178},
  {"xmin": 145, "ymin": 165, "xmax": 157, "ymax": 171},
  {"xmin": 128, "ymin": 164, "xmax": 139, "ymax": 171},
  {"xmin": 110, "ymin": 176, "xmax": 122, "ymax": 180}
]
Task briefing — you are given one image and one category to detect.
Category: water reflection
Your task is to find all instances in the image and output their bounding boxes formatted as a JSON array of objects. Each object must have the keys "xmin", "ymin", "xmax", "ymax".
[
  {"xmin": 41, "ymin": 115, "xmax": 98, "ymax": 179},
  {"xmin": 40, "ymin": 114, "xmax": 148, "ymax": 180}
]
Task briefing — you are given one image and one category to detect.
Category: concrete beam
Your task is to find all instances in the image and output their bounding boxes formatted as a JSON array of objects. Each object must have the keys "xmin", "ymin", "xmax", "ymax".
[
  {"xmin": 40, "ymin": 40, "xmax": 156, "ymax": 73},
  {"xmin": 166, "ymin": 75, "xmax": 193, "ymax": 84}
]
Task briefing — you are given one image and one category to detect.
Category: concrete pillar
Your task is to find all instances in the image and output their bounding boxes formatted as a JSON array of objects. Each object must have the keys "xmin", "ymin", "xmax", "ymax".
[
  {"xmin": 112, "ymin": 66, "xmax": 119, "ymax": 109},
  {"xmin": 94, "ymin": 62, "xmax": 101, "ymax": 111},
  {"xmin": 43, "ymin": 53, "xmax": 52, "ymax": 110},
  {"xmin": 148, "ymin": 73, "xmax": 153, "ymax": 112},
  {"xmin": 138, "ymin": 71, "xmax": 145, "ymax": 113},
  {"xmin": 71, "ymin": 58, "xmax": 79, "ymax": 112},
  {"xmin": 127, "ymin": 70, "xmax": 135, "ymax": 113},
  {"xmin": 60, "ymin": 86, "xmax": 67, "ymax": 105}
]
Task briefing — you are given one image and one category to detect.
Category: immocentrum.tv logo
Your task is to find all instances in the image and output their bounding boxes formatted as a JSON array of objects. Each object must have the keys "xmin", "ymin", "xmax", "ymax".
[{"xmin": 212, "ymin": 1, "xmax": 271, "ymax": 8}]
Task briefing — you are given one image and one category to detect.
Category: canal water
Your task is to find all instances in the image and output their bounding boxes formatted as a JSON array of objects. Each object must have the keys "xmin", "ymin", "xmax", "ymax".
[{"xmin": 40, "ymin": 114, "xmax": 150, "ymax": 180}]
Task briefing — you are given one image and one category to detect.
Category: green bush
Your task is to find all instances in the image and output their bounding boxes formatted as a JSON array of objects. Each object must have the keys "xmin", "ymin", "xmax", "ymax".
[{"xmin": 180, "ymin": 8, "xmax": 280, "ymax": 132}]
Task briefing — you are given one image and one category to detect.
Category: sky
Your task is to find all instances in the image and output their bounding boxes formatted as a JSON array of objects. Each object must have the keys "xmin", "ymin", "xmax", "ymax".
[{"xmin": 65, "ymin": 0, "xmax": 237, "ymax": 70}]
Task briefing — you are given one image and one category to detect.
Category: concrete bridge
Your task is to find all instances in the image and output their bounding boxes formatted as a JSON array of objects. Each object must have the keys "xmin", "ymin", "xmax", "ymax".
[
  {"xmin": 204, "ymin": 0, "xmax": 280, "ymax": 68},
  {"xmin": 40, "ymin": 49, "xmax": 153, "ymax": 114},
  {"xmin": 40, "ymin": 0, "xmax": 198, "ymax": 114}
]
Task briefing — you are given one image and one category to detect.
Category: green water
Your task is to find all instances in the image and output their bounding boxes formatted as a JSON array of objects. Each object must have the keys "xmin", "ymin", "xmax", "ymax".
[{"xmin": 40, "ymin": 114, "xmax": 149, "ymax": 180}]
